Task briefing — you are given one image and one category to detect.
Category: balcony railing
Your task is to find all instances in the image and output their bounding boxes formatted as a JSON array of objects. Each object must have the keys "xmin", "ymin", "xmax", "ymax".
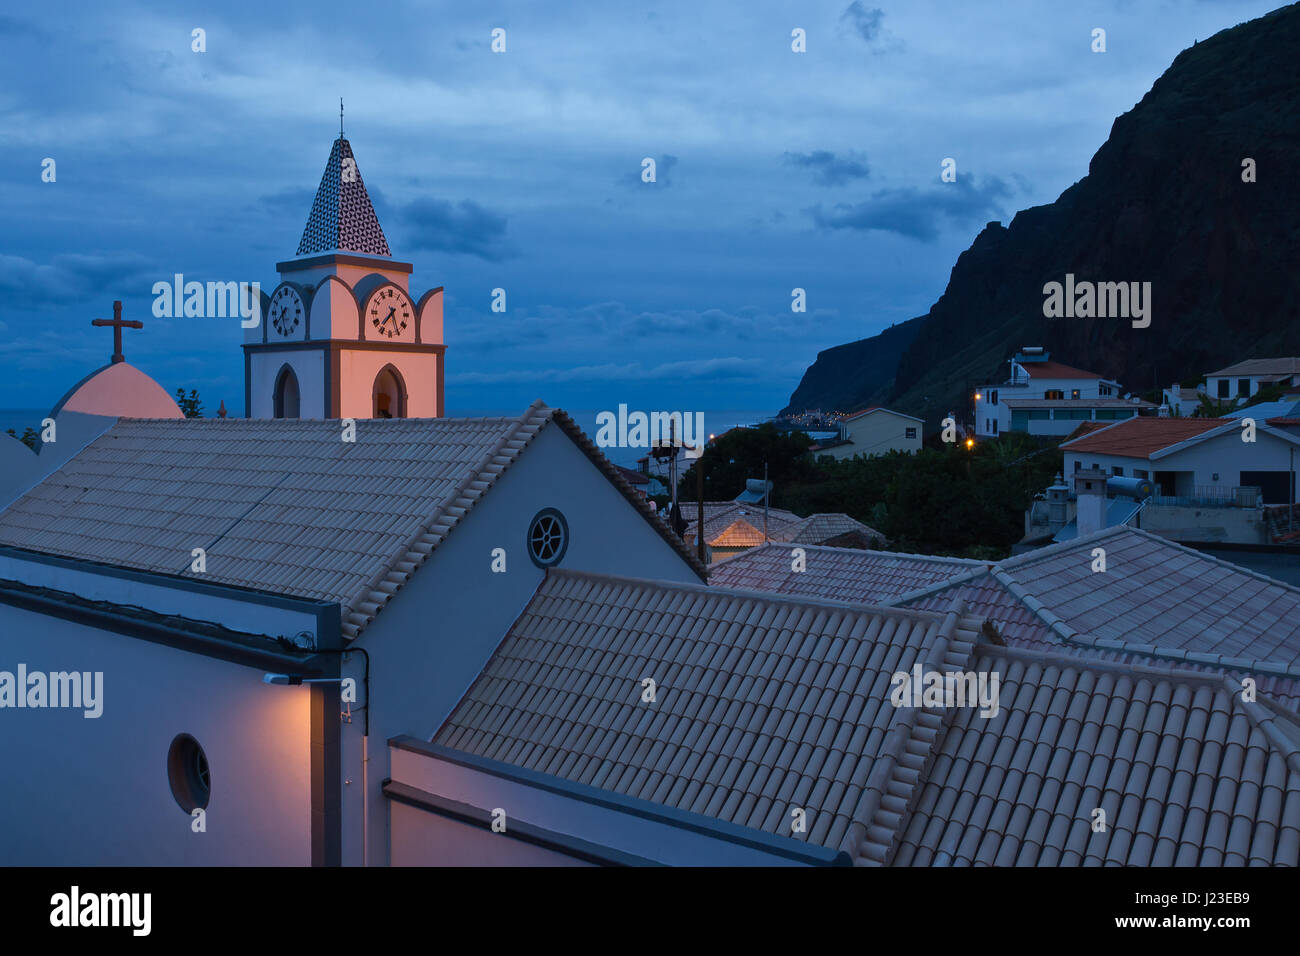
[{"xmin": 1150, "ymin": 485, "xmax": 1261, "ymax": 508}]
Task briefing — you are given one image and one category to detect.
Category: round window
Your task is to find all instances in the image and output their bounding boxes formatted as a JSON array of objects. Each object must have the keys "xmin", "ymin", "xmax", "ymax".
[
  {"xmin": 167, "ymin": 733, "xmax": 211, "ymax": 813},
  {"xmin": 527, "ymin": 507, "xmax": 569, "ymax": 568}
]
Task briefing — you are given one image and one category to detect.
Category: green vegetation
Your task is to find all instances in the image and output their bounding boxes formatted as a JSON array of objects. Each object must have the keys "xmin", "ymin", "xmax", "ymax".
[
  {"xmin": 679, "ymin": 426, "xmax": 1062, "ymax": 558},
  {"xmin": 175, "ymin": 388, "xmax": 204, "ymax": 418},
  {"xmin": 5, "ymin": 426, "xmax": 38, "ymax": 450}
]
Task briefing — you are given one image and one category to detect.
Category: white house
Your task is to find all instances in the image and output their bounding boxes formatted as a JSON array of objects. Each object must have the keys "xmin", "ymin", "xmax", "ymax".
[
  {"xmin": 812, "ymin": 406, "xmax": 922, "ymax": 460},
  {"xmin": 973, "ymin": 348, "xmax": 1152, "ymax": 438},
  {"xmin": 1204, "ymin": 357, "xmax": 1300, "ymax": 404},
  {"xmin": 1061, "ymin": 415, "xmax": 1300, "ymax": 504}
]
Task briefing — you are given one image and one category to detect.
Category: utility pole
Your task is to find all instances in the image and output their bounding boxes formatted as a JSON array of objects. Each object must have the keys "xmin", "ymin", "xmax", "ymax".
[
  {"xmin": 763, "ymin": 460, "xmax": 769, "ymax": 541},
  {"xmin": 697, "ymin": 450, "xmax": 705, "ymax": 564}
]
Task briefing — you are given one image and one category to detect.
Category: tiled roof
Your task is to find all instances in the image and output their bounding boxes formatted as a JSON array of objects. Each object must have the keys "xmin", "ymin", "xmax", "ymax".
[
  {"xmin": 776, "ymin": 513, "xmax": 887, "ymax": 546},
  {"xmin": 435, "ymin": 567, "xmax": 1300, "ymax": 865},
  {"xmin": 0, "ymin": 402, "xmax": 707, "ymax": 639},
  {"xmin": 1060, "ymin": 416, "xmax": 1228, "ymax": 458},
  {"xmin": 433, "ymin": 568, "xmax": 985, "ymax": 858},
  {"xmin": 685, "ymin": 502, "xmax": 802, "ymax": 547},
  {"xmin": 297, "ymin": 137, "xmax": 391, "ymax": 257},
  {"xmin": 709, "ymin": 542, "xmax": 985, "ymax": 605},
  {"xmin": 718, "ymin": 528, "xmax": 1300, "ymax": 712},
  {"xmin": 1206, "ymin": 357, "xmax": 1300, "ymax": 378},
  {"xmin": 893, "ymin": 526, "xmax": 1300, "ymax": 711},
  {"xmin": 1020, "ymin": 360, "xmax": 1104, "ymax": 380},
  {"xmin": 843, "ymin": 406, "xmax": 923, "ymax": 423},
  {"xmin": 887, "ymin": 646, "xmax": 1300, "ymax": 866}
]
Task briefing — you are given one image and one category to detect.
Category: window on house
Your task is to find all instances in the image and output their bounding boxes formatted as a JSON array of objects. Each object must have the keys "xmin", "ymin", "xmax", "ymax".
[
  {"xmin": 1073, "ymin": 461, "xmax": 1081, "ymax": 473},
  {"xmin": 990, "ymin": 390, "xmax": 998, "ymax": 405},
  {"xmin": 1238, "ymin": 378, "xmax": 1251, "ymax": 397},
  {"xmin": 1111, "ymin": 466, "xmax": 1124, "ymax": 477},
  {"xmin": 992, "ymin": 420, "xmax": 998, "ymax": 435},
  {"xmin": 1071, "ymin": 389, "xmax": 1081, "ymax": 400},
  {"xmin": 1217, "ymin": 380, "xmax": 1229, "ymax": 398},
  {"xmin": 1044, "ymin": 389, "xmax": 1064, "ymax": 400},
  {"xmin": 527, "ymin": 508, "xmax": 570, "ymax": 568},
  {"xmin": 905, "ymin": 427, "xmax": 917, "ymax": 439},
  {"xmin": 1135, "ymin": 469, "xmax": 1149, "ymax": 479},
  {"xmin": 167, "ymin": 734, "xmax": 211, "ymax": 813}
]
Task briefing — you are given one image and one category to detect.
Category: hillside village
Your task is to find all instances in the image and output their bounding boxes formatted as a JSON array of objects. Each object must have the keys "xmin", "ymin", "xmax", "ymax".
[{"xmin": 3, "ymin": 129, "xmax": 1299, "ymax": 870}]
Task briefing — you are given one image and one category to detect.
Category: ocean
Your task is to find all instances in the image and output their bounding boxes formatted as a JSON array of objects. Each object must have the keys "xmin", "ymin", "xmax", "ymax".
[{"xmin": 0, "ymin": 408, "xmax": 776, "ymax": 469}]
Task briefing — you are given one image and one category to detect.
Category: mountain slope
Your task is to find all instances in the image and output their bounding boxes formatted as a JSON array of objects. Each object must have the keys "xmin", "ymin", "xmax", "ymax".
[
  {"xmin": 786, "ymin": 3, "xmax": 1300, "ymax": 427},
  {"xmin": 782, "ymin": 316, "xmax": 923, "ymax": 414}
]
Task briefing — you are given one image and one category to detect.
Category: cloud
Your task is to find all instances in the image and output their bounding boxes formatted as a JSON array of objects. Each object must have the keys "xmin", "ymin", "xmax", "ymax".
[
  {"xmin": 840, "ymin": 3, "xmax": 886, "ymax": 45},
  {"xmin": 806, "ymin": 175, "xmax": 1013, "ymax": 241},
  {"xmin": 401, "ymin": 197, "xmax": 509, "ymax": 261},
  {"xmin": 0, "ymin": 253, "xmax": 158, "ymax": 308},
  {"xmin": 783, "ymin": 150, "xmax": 870, "ymax": 186},
  {"xmin": 451, "ymin": 355, "xmax": 770, "ymax": 386}
]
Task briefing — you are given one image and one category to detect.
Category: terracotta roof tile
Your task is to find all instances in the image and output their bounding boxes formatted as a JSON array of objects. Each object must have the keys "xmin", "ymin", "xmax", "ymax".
[{"xmin": 1060, "ymin": 416, "xmax": 1230, "ymax": 458}]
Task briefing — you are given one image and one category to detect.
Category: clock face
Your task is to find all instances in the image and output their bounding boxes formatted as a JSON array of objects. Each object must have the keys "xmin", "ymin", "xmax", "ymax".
[
  {"xmin": 269, "ymin": 285, "xmax": 304, "ymax": 337},
  {"xmin": 368, "ymin": 286, "xmax": 413, "ymax": 339}
]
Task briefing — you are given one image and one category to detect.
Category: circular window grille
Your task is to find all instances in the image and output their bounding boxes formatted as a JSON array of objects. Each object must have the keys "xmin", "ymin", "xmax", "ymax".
[
  {"xmin": 167, "ymin": 734, "xmax": 212, "ymax": 813},
  {"xmin": 527, "ymin": 508, "xmax": 569, "ymax": 568}
]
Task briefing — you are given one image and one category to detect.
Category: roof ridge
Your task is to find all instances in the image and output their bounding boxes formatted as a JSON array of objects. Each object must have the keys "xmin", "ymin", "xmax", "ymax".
[
  {"xmin": 339, "ymin": 402, "xmax": 553, "ymax": 637},
  {"xmin": 543, "ymin": 565, "xmax": 966, "ymax": 623},
  {"xmin": 993, "ymin": 523, "xmax": 1129, "ymax": 570},
  {"xmin": 881, "ymin": 566, "xmax": 995, "ymax": 607},
  {"xmin": 991, "ymin": 564, "xmax": 1300, "ymax": 681},
  {"xmin": 841, "ymin": 600, "xmax": 981, "ymax": 865}
]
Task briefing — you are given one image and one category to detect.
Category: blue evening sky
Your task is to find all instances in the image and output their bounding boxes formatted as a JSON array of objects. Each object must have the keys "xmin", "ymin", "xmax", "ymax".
[{"xmin": 0, "ymin": 0, "xmax": 1280, "ymax": 416}]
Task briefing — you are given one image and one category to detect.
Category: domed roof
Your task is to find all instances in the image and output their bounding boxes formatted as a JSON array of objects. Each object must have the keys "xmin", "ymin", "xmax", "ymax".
[{"xmin": 52, "ymin": 362, "xmax": 184, "ymax": 419}]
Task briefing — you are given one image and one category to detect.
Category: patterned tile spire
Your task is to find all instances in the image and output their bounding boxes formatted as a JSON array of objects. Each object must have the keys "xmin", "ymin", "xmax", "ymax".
[{"xmin": 296, "ymin": 137, "xmax": 391, "ymax": 257}]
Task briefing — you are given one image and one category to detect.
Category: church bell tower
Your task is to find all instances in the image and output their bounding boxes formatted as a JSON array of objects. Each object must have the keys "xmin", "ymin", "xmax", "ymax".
[{"xmin": 243, "ymin": 129, "xmax": 445, "ymax": 419}]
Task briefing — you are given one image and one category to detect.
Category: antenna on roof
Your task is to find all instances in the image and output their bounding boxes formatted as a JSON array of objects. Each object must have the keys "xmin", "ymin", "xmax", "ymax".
[{"xmin": 340, "ymin": 98, "xmax": 344, "ymax": 139}]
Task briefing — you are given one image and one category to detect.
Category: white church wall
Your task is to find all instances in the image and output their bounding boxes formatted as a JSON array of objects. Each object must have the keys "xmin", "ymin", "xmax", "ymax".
[
  {"xmin": 0, "ymin": 603, "xmax": 313, "ymax": 865},
  {"xmin": 345, "ymin": 423, "xmax": 703, "ymax": 866},
  {"xmin": 250, "ymin": 350, "xmax": 326, "ymax": 419}
]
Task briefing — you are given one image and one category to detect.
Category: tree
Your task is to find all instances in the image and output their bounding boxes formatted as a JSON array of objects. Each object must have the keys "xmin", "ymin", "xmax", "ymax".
[
  {"xmin": 175, "ymin": 388, "xmax": 204, "ymax": 418},
  {"xmin": 677, "ymin": 423, "xmax": 816, "ymax": 503},
  {"xmin": 5, "ymin": 427, "xmax": 38, "ymax": 450}
]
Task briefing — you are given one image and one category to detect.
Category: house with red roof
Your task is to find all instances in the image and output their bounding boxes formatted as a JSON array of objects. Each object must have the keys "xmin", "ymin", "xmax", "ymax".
[
  {"xmin": 1061, "ymin": 415, "xmax": 1300, "ymax": 505},
  {"xmin": 973, "ymin": 347, "xmax": 1153, "ymax": 438}
]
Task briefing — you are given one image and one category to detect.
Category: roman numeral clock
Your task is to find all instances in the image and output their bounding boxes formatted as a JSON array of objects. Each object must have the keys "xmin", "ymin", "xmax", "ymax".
[
  {"xmin": 367, "ymin": 286, "xmax": 413, "ymax": 339},
  {"xmin": 241, "ymin": 132, "xmax": 447, "ymax": 421}
]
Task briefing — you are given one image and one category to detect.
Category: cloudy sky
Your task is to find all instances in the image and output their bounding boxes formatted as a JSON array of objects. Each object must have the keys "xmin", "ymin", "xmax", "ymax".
[{"xmin": 0, "ymin": 0, "xmax": 1282, "ymax": 416}]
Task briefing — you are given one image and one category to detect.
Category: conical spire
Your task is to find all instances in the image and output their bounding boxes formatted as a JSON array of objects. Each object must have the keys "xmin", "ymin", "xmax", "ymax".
[{"xmin": 296, "ymin": 137, "xmax": 391, "ymax": 257}]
